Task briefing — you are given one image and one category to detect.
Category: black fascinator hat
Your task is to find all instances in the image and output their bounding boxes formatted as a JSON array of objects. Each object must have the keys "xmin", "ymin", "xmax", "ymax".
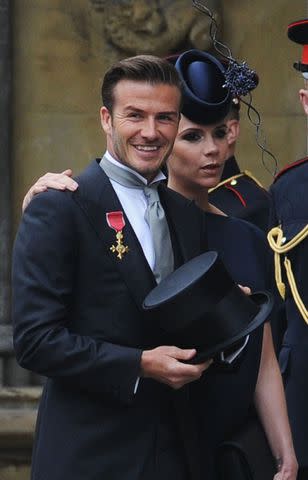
[{"xmin": 168, "ymin": 49, "xmax": 232, "ymax": 125}]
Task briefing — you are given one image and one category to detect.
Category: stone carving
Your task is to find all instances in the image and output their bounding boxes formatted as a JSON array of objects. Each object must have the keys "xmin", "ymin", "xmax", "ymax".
[{"xmin": 90, "ymin": 0, "xmax": 221, "ymax": 55}]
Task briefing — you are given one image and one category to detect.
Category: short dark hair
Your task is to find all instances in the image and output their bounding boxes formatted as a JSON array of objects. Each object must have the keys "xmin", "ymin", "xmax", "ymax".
[
  {"xmin": 225, "ymin": 100, "xmax": 240, "ymax": 121},
  {"xmin": 101, "ymin": 55, "xmax": 182, "ymax": 113}
]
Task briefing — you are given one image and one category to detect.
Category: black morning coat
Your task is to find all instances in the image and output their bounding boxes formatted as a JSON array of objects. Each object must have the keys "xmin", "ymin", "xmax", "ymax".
[
  {"xmin": 12, "ymin": 159, "xmax": 272, "ymax": 480},
  {"xmin": 269, "ymin": 156, "xmax": 308, "ymax": 468}
]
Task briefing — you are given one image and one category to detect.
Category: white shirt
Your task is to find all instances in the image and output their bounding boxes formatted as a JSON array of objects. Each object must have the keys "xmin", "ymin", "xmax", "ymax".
[{"xmin": 103, "ymin": 151, "xmax": 166, "ymax": 272}]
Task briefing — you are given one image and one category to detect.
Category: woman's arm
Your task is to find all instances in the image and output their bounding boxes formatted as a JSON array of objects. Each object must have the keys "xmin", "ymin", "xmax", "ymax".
[{"xmin": 254, "ymin": 323, "xmax": 298, "ymax": 480}]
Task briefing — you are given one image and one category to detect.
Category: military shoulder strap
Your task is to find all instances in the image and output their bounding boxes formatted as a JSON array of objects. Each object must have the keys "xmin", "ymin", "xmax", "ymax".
[{"xmin": 267, "ymin": 225, "xmax": 308, "ymax": 323}]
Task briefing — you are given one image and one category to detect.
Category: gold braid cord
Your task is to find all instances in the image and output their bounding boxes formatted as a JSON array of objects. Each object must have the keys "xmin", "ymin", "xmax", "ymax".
[{"xmin": 267, "ymin": 225, "xmax": 308, "ymax": 324}]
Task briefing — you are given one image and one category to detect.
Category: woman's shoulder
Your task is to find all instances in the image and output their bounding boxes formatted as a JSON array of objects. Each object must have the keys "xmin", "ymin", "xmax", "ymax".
[{"xmin": 205, "ymin": 212, "xmax": 266, "ymax": 242}]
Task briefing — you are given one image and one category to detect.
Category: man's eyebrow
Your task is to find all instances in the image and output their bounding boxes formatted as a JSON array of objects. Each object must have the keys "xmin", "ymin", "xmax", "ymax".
[
  {"xmin": 123, "ymin": 106, "xmax": 144, "ymax": 112},
  {"xmin": 123, "ymin": 106, "xmax": 178, "ymax": 116},
  {"xmin": 157, "ymin": 111, "xmax": 179, "ymax": 117}
]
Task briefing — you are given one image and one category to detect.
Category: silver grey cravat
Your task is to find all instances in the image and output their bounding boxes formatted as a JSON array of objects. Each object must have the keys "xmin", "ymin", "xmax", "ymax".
[
  {"xmin": 143, "ymin": 184, "xmax": 174, "ymax": 283},
  {"xmin": 100, "ymin": 156, "xmax": 174, "ymax": 283}
]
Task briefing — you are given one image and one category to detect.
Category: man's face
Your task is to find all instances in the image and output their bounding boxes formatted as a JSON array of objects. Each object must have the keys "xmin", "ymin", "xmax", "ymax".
[{"xmin": 100, "ymin": 80, "xmax": 181, "ymax": 181}]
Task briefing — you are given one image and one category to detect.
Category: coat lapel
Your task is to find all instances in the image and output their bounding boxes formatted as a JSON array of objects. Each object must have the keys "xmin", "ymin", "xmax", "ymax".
[
  {"xmin": 159, "ymin": 184, "xmax": 206, "ymax": 263},
  {"xmin": 72, "ymin": 160, "xmax": 156, "ymax": 309},
  {"xmin": 71, "ymin": 161, "xmax": 206, "ymax": 308}
]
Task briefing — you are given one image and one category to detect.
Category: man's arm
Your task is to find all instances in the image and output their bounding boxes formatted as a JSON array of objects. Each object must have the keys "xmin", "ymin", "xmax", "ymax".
[{"xmin": 13, "ymin": 190, "xmax": 142, "ymax": 404}]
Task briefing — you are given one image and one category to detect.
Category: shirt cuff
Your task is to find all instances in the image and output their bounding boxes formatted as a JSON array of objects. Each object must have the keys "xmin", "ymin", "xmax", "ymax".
[{"xmin": 134, "ymin": 376, "xmax": 140, "ymax": 394}]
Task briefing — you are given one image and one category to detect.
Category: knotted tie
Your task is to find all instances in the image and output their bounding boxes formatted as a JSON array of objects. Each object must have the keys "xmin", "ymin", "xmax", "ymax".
[{"xmin": 100, "ymin": 156, "xmax": 174, "ymax": 283}]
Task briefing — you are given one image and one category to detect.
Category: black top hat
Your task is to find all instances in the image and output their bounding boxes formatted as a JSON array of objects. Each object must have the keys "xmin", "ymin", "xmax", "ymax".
[
  {"xmin": 288, "ymin": 19, "xmax": 308, "ymax": 73},
  {"xmin": 143, "ymin": 251, "xmax": 273, "ymax": 363},
  {"xmin": 170, "ymin": 50, "xmax": 233, "ymax": 125}
]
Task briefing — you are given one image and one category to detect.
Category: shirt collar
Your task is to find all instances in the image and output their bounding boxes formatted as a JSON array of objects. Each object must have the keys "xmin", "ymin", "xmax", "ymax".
[{"xmin": 104, "ymin": 151, "xmax": 166, "ymax": 186}]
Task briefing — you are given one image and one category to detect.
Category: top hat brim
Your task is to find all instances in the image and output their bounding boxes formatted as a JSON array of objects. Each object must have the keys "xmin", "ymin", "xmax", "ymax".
[{"xmin": 187, "ymin": 291, "xmax": 273, "ymax": 364}]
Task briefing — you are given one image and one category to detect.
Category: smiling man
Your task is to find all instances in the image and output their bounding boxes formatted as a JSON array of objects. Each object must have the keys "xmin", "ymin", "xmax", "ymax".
[
  {"xmin": 100, "ymin": 79, "xmax": 180, "ymax": 181},
  {"xmin": 12, "ymin": 55, "xmax": 213, "ymax": 480}
]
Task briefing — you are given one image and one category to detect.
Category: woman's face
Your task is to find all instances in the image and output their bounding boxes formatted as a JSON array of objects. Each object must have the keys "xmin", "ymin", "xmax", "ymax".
[{"xmin": 168, "ymin": 114, "xmax": 237, "ymax": 195}]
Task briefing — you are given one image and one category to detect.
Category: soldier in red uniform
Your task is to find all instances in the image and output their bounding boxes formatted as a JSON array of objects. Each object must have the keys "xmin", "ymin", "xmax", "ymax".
[{"xmin": 268, "ymin": 18, "xmax": 308, "ymax": 480}]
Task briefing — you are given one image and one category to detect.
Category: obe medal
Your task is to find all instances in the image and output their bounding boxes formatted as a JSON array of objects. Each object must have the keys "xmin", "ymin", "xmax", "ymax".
[{"xmin": 106, "ymin": 211, "xmax": 129, "ymax": 260}]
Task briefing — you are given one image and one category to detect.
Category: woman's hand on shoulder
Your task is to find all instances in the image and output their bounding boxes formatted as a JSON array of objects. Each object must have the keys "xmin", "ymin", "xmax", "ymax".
[{"xmin": 22, "ymin": 169, "xmax": 78, "ymax": 212}]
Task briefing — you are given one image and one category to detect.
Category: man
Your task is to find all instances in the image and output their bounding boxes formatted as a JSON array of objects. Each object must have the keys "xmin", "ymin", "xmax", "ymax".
[
  {"xmin": 12, "ymin": 55, "xmax": 212, "ymax": 480},
  {"xmin": 268, "ymin": 18, "xmax": 308, "ymax": 480}
]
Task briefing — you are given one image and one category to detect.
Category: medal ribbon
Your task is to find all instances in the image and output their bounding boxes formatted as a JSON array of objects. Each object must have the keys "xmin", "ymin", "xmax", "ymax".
[{"xmin": 106, "ymin": 211, "xmax": 126, "ymax": 232}]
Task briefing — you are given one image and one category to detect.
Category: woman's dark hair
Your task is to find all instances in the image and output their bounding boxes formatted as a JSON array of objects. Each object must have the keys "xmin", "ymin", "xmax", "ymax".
[{"xmin": 101, "ymin": 55, "xmax": 182, "ymax": 113}]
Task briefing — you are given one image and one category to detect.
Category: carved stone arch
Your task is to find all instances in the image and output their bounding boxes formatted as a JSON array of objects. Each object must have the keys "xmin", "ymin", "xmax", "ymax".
[{"xmin": 90, "ymin": 0, "xmax": 221, "ymax": 56}]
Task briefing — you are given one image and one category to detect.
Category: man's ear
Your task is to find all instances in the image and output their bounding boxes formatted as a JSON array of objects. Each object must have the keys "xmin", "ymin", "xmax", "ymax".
[
  {"xmin": 100, "ymin": 106, "xmax": 112, "ymax": 135},
  {"xmin": 299, "ymin": 89, "xmax": 308, "ymax": 116},
  {"xmin": 227, "ymin": 119, "xmax": 240, "ymax": 146}
]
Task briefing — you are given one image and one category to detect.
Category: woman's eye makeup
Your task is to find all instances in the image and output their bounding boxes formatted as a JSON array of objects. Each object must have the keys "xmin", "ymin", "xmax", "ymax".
[
  {"xmin": 181, "ymin": 131, "xmax": 202, "ymax": 142},
  {"xmin": 213, "ymin": 127, "xmax": 228, "ymax": 139},
  {"xmin": 180, "ymin": 126, "xmax": 228, "ymax": 142}
]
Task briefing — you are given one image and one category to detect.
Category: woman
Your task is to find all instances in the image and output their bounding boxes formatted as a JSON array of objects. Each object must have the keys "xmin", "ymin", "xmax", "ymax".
[
  {"xmin": 168, "ymin": 51, "xmax": 297, "ymax": 480},
  {"xmin": 21, "ymin": 50, "xmax": 297, "ymax": 480}
]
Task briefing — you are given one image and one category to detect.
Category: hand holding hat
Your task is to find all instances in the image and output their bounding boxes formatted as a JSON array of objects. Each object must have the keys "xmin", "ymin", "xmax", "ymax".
[{"xmin": 143, "ymin": 251, "xmax": 273, "ymax": 364}]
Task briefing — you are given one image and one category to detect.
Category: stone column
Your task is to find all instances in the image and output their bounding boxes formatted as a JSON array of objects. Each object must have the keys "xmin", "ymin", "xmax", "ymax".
[{"xmin": 0, "ymin": 0, "xmax": 12, "ymax": 386}]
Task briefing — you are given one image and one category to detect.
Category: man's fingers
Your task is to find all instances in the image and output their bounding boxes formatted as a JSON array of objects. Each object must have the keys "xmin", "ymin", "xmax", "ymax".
[
  {"xmin": 169, "ymin": 358, "xmax": 213, "ymax": 388},
  {"xmin": 141, "ymin": 346, "xmax": 213, "ymax": 389},
  {"xmin": 169, "ymin": 347, "xmax": 197, "ymax": 361},
  {"xmin": 238, "ymin": 284, "xmax": 251, "ymax": 295},
  {"xmin": 168, "ymin": 347, "xmax": 212, "ymax": 370}
]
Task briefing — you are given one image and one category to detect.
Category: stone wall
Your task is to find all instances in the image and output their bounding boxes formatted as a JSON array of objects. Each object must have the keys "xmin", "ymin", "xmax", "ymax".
[
  {"xmin": 221, "ymin": 0, "xmax": 306, "ymax": 186},
  {"xmin": 12, "ymin": 0, "xmax": 220, "ymax": 230},
  {"xmin": 5, "ymin": 0, "xmax": 307, "ymax": 478},
  {"xmin": 0, "ymin": 388, "xmax": 40, "ymax": 480},
  {"xmin": 12, "ymin": 1, "xmax": 305, "ymax": 232}
]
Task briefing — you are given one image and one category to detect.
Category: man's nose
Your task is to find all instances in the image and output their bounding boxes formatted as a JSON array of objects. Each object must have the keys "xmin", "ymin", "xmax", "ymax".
[{"xmin": 141, "ymin": 118, "xmax": 158, "ymax": 140}]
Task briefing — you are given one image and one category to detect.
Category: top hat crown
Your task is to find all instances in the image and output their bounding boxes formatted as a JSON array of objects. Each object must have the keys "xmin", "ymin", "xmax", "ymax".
[
  {"xmin": 170, "ymin": 49, "xmax": 233, "ymax": 125},
  {"xmin": 143, "ymin": 251, "xmax": 273, "ymax": 363},
  {"xmin": 288, "ymin": 19, "xmax": 308, "ymax": 74}
]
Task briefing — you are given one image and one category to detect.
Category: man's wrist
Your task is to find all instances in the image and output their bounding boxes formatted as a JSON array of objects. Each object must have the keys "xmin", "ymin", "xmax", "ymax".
[{"xmin": 140, "ymin": 349, "xmax": 152, "ymax": 378}]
